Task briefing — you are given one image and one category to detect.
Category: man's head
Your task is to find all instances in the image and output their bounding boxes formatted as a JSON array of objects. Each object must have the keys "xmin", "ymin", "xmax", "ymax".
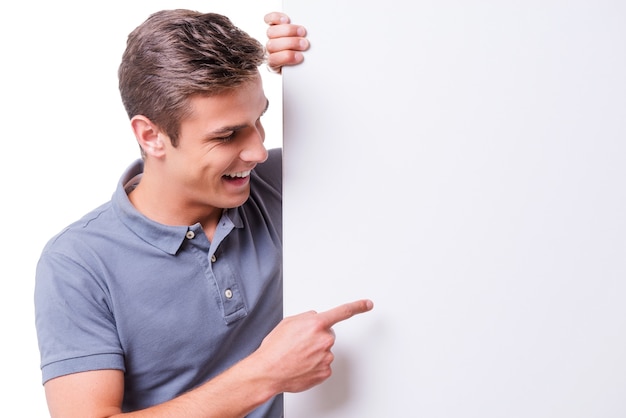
[{"xmin": 118, "ymin": 9, "xmax": 266, "ymax": 146}]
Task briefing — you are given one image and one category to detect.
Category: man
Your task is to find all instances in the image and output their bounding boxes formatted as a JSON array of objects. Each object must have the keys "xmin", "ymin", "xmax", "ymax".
[{"xmin": 34, "ymin": 9, "xmax": 373, "ymax": 418}]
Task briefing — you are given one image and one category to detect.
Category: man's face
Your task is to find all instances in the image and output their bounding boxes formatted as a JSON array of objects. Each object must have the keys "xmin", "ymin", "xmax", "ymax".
[{"xmin": 162, "ymin": 72, "xmax": 269, "ymax": 212}]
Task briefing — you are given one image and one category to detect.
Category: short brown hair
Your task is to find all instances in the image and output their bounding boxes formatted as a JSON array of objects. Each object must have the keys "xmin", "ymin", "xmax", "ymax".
[{"xmin": 118, "ymin": 9, "xmax": 266, "ymax": 145}]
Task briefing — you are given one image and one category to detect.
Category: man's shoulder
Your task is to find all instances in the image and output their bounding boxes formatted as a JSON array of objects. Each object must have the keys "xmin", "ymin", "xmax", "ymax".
[
  {"xmin": 41, "ymin": 201, "xmax": 117, "ymax": 255},
  {"xmin": 252, "ymin": 147, "xmax": 282, "ymax": 190}
]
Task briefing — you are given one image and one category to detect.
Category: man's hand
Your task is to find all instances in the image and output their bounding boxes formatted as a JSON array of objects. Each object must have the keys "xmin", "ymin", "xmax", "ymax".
[
  {"xmin": 264, "ymin": 12, "xmax": 310, "ymax": 73},
  {"xmin": 253, "ymin": 299, "xmax": 374, "ymax": 394}
]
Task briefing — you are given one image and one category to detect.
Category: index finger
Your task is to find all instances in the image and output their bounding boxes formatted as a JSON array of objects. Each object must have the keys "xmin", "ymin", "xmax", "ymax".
[
  {"xmin": 317, "ymin": 299, "xmax": 374, "ymax": 328},
  {"xmin": 264, "ymin": 12, "xmax": 290, "ymax": 25}
]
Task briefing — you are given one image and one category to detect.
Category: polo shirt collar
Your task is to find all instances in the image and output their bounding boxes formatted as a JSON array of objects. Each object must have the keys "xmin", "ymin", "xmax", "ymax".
[{"xmin": 112, "ymin": 160, "xmax": 244, "ymax": 255}]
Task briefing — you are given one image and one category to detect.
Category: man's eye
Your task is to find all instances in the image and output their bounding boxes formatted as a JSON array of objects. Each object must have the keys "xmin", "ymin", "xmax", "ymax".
[{"xmin": 216, "ymin": 133, "xmax": 235, "ymax": 142}]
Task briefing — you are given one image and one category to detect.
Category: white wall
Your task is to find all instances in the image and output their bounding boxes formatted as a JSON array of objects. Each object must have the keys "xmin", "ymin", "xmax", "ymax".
[
  {"xmin": 282, "ymin": 1, "xmax": 626, "ymax": 417},
  {"xmin": 1, "ymin": 2, "xmax": 281, "ymax": 415}
]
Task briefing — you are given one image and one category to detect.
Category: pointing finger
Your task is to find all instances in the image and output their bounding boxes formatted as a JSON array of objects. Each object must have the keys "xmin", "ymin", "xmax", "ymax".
[{"xmin": 317, "ymin": 299, "xmax": 374, "ymax": 328}]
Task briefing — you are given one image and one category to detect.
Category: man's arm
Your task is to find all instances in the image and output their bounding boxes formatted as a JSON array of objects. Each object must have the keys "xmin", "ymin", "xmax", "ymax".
[{"xmin": 44, "ymin": 300, "xmax": 374, "ymax": 418}]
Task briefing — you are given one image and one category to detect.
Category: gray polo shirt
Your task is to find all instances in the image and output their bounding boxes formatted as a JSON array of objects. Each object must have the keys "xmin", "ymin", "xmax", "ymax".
[{"xmin": 35, "ymin": 148, "xmax": 283, "ymax": 416}]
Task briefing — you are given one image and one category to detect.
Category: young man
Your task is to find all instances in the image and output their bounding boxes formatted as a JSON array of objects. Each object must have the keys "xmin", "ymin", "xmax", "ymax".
[{"xmin": 34, "ymin": 9, "xmax": 373, "ymax": 418}]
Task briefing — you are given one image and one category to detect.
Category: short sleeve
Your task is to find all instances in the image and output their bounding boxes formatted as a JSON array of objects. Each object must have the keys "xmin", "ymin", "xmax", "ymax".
[{"xmin": 35, "ymin": 248, "xmax": 125, "ymax": 384}]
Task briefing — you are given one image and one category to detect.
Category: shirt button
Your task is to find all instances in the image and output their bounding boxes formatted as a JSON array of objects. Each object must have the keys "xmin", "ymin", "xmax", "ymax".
[
  {"xmin": 210, "ymin": 254, "xmax": 217, "ymax": 263},
  {"xmin": 224, "ymin": 289, "xmax": 233, "ymax": 299},
  {"xmin": 186, "ymin": 231, "xmax": 195, "ymax": 239}
]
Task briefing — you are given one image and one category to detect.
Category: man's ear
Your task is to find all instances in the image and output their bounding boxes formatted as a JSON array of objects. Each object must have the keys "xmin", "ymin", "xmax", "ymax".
[{"xmin": 130, "ymin": 115, "xmax": 166, "ymax": 157}]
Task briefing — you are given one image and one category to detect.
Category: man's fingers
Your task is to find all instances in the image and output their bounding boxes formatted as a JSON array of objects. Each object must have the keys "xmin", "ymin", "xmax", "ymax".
[
  {"xmin": 267, "ymin": 50, "xmax": 304, "ymax": 73},
  {"xmin": 317, "ymin": 299, "xmax": 374, "ymax": 328},
  {"xmin": 264, "ymin": 11, "xmax": 290, "ymax": 25},
  {"xmin": 266, "ymin": 37, "xmax": 309, "ymax": 55},
  {"xmin": 267, "ymin": 24, "xmax": 307, "ymax": 40}
]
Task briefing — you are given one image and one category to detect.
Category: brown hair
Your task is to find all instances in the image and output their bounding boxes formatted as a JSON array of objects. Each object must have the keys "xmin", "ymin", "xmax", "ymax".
[{"xmin": 118, "ymin": 9, "xmax": 266, "ymax": 145}]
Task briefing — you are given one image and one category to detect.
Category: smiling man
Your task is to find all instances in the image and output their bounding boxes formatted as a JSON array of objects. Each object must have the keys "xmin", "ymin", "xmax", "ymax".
[
  {"xmin": 34, "ymin": 9, "xmax": 373, "ymax": 418},
  {"xmin": 127, "ymin": 74, "xmax": 271, "ymax": 239}
]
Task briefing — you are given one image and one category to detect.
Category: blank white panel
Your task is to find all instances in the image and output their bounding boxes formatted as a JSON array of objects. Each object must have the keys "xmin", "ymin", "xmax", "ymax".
[{"xmin": 282, "ymin": 1, "xmax": 626, "ymax": 417}]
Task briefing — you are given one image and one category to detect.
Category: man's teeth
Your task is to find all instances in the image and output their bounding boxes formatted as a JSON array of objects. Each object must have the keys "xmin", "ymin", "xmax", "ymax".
[{"xmin": 225, "ymin": 170, "xmax": 251, "ymax": 178}]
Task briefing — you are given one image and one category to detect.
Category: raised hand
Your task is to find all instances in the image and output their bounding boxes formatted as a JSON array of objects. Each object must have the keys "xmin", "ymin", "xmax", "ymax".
[{"xmin": 264, "ymin": 12, "xmax": 310, "ymax": 73}]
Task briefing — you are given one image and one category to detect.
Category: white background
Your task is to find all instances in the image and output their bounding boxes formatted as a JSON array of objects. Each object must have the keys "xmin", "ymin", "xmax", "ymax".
[
  {"xmin": 6, "ymin": 2, "xmax": 626, "ymax": 417},
  {"xmin": 282, "ymin": 1, "xmax": 626, "ymax": 417},
  {"xmin": 0, "ymin": 1, "xmax": 281, "ymax": 415}
]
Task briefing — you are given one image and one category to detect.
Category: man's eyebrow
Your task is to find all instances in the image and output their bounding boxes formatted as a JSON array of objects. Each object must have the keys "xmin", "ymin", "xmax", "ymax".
[
  {"xmin": 211, "ymin": 124, "xmax": 246, "ymax": 135},
  {"xmin": 210, "ymin": 99, "xmax": 270, "ymax": 135}
]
